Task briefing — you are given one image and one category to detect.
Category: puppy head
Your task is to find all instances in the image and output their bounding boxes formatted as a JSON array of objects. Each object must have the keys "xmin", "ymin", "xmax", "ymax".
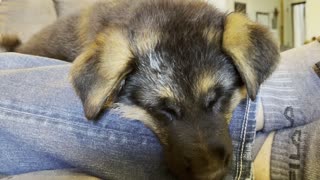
[{"xmin": 70, "ymin": 2, "xmax": 279, "ymax": 179}]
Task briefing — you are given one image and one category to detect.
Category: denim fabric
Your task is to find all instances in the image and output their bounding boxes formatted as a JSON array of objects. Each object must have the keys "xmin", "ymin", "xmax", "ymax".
[
  {"xmin": 0, "ymin": 53, "xmax": 257, "ymax": 180},
  {"xmin": 228, "ymin": 96, "xmax": 258, "ymax": 180},
  {"xmin": 260, "ymin": 42, "xmax": 320, "ymax": 132}
]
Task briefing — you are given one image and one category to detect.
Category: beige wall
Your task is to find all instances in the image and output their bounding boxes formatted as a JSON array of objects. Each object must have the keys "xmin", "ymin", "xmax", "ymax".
[
  {"xmin": 208, "ymin": 0, "xmax": 280, "ymax": 42},
  {"xmin": 283, "ymin": 0, "xmax": 306, "ymax": 47},
  {"xmin": 208, "ymin": 0, "xmax": 280, "ymax": 26},
  {"xmin": 283, "ymin": 0, "xmax": 292, "ymax": 47},
  {"xmin": 283, "ymin": 0, "xmax": 320, "ymax": 46},
  {"xmin": 306, "ymin": 0, "xmax": 320, "ymax": 40},
  {"xmin": 208, "ymin": 0, "xmax": 319, "ymax": 47},
  {"xmin": 237, "ymin": 0, "xmax": 280, "ymax": 41},
  {"xmin": 207, "ymin": 0, "xmax": 234, "ymax": 12}
]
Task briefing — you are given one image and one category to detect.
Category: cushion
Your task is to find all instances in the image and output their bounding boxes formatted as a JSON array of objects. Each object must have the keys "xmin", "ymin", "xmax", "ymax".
[{"xmin": 0, "ymin": 0, "xmax": 57, "ymax": 42}]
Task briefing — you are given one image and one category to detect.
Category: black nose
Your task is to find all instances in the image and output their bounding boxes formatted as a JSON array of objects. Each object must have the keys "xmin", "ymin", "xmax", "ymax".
[{"xmin": 183, "ymin": 140, "xmax": 232, "ymax": 180}]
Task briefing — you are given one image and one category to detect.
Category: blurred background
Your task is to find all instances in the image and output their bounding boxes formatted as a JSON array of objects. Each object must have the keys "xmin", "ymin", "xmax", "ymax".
[
  {"xmin": 208, "ymin": 0, "xmax": 320, "ymax": 51},
  {"xmin": 0, "ymin": 0, "xmax": 319, "ymax": 52}
]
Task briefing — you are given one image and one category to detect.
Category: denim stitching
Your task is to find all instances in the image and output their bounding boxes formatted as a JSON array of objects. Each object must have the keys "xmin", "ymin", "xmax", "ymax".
[
  {"xmin": 0, "ymin": 100, "xmax": 84, "ymax": 119},
  {"xmin": 0, "ymin": 106, "xmax": 157, "ymax": 140},
  {"xmin": 236, "ymin": 97, "xmax": 251, "ymax": 180},
  {"xmin": 0, "ymin": 110, "xmax": 158, "ymax": 148}
]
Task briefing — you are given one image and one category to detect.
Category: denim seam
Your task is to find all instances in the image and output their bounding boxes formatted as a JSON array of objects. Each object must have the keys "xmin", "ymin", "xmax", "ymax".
[
  {"xmin": 0, "ymin": 64, "xmax": 70, "ymax": 73},
  {"xmin": 0, "ymin": 106, "xmax": 157, "ymax": 141},
  {"xmin": 235, "ymin": 97, "xmax": 251, "ymax": 180},
  {"xmin": 0, "ymin": 102, "xmax": 85, "ymax": 120},
  {"xmin": 0, "ymin": 110, "xmax": 158, "ymax": 149},
  {"xmin": 0, "ymin": 100, "xmax": 85, "ymax": 120}
]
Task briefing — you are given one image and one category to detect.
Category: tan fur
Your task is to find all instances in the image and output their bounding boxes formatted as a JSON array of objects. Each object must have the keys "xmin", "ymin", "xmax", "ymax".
[
  {"xmin": 203, "ymin": 27, "xmax": 219, "ymax": 44},
  {"xmin": 77, "ymin": 1, "xmax": 123, "ymax": 46},
  {"xmin": 222, "ymin": 13, "xmax": 257, "ymax": 97},
  {"xmin": 78, "ymin": 6, "xmax": 93, "ymax": 46},
  {"xmin": 195, "ymin": 72, "xmax": 217, "ymax": 96},
  {"xmin": 96, "ymin": 27, "xmax": 133, "ymax": 107},
  {"xmin": 70, "ymin": 27, "xmax": 133, "ymax": 119},
  {"xmin": 70, "ymin": 42, "xmax": 102, "ymax": 113},
  {"xmin": 113, "ymin": 103, "xmax": 169, "ymax": 145},
  {"xmin": 70, "ymin": 45, "xmax": 97, "ymax": 76},
  {"xmin": 222, "ymin": 13, "xmax": 279, "ymax": 100},
  {"xmin": 224, "ymin": 87, "xmax": 247, "ymax": 123},
  {"xmin": 239, "ymin": 86, "xmax": 248, "ymax": 98},
  {"xmin": 98, "ymin": 27, "xmax": 133, "ymax": 79},
  {"xmin": 134, "ymin": 30, "xmax": 160, "ymax": 54},
  {"xmin": 158, "ymin": 86, "xmax": 175, "ymax": 99}
]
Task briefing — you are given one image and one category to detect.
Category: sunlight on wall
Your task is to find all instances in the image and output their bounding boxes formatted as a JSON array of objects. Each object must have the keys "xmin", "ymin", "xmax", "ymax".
[
  {"xmin": 207, "ymin": 0, "xmax": 319, "ymax": 49},
  {"xmin": 306, "ymin": 0, "xmax": 320, "ymax": 40},
  {"xmin": 207, "ymin": 0, "xmax": 280, "ymax": 44}
]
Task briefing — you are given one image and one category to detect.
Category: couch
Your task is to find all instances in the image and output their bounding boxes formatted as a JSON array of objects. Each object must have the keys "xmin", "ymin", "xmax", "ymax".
[{"xmin": 0, "ymin": 0, "xmax": 99, "ymax": 42}]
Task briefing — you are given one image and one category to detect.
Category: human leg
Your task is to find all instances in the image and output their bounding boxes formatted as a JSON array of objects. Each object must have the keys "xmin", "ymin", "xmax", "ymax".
[
  {"xmin": 0, "ymin": 52, "xmax": 260, "ymax": 179},
  {"xmin": 254, "ymin": 41, "xmax": 320, "ymax": 179},
  {"xmin": 0, "ymin": 53, "xmax": 173, "ymax": 180},
  {"xmin": 270, "ymin": 120, "xmax": 320, "ymax": 179},
  {"xmin": 259, "ymin": 42, "xmax": 320, "ymax": 132},
  {"xmin": 253, "ymin": 132, "xmax": 274, "ymax": 180}
]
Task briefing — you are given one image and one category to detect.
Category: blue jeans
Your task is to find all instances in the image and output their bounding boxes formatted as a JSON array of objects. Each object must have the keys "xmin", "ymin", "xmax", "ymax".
[{"xmin": 0, "ymin": 53, "xmax": 258, "ymax": 179}]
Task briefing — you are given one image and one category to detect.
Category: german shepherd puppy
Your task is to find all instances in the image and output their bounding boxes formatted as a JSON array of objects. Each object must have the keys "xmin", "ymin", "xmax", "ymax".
[{"xmin": 0, "ymin": 0, "xmax": 279, "ymax": 179}]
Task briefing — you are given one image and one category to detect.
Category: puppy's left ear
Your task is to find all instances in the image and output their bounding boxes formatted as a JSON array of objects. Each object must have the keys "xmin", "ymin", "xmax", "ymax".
[
  {"xmin": 222, "ymin": 13, "xmax": 280, "ymax": 100},
  {"xmin": 70, "ymin": 27, "xmax": 134, "ymax": 119}
]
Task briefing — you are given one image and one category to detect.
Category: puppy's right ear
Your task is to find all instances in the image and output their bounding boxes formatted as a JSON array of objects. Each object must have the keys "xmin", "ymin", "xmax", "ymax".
[{"xmin": 70, "ymin": 27, "xmax": 134, "ymax": 120}]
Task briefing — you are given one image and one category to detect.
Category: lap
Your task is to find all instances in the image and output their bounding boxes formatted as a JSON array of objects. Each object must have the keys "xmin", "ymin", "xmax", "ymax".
[
  {"xmin": 0, "ymin": 53, "xmax": 172, "ymax": 180},
  {"xmin": 0, "ymin": 53, "xmax": 258, "ymax": 179}
]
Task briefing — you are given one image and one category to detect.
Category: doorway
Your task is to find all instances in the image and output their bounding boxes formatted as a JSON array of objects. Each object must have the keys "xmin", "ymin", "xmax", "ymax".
[{"xmin": 292, "ymin": 2, "xmax": 306, "ymax": 47}]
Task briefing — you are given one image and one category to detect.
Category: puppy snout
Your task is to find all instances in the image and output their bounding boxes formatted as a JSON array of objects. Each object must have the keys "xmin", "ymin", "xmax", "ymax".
[
  {"xmin": 179, "ymin": 141, "xmax": 232, "ymax": 180},
  {"xmin": 209, "ymin": 140, "xmax": 232, "ymax": 168},
  {"xmin": 165, "ymin": 114, "xmax": 233, "ymax": 180}
]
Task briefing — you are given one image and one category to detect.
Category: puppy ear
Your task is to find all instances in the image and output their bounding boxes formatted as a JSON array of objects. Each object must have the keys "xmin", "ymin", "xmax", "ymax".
[
  {"xmin": 70, "ymin": 27, "xmax": 134, "ymax": 119},
  {"xmin": 222, "ymin": 13, "xmax": 280, "ymax": 100}
]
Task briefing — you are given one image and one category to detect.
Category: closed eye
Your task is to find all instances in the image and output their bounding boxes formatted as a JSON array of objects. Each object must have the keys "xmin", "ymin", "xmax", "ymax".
[
  {"xmin": 159, "ymin": 107, "xmax": 179, "ymax": 121},
  {"xmin": 205, "ymin": 87, "xmax": 224, "ymax": 111},
  {"xmin": 157, "ymin": 98, "xmax": 181, "ymax": 122},
  {"xmin": 206, "ymin": 96, "xmax": 219, "ymax": 110}
]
